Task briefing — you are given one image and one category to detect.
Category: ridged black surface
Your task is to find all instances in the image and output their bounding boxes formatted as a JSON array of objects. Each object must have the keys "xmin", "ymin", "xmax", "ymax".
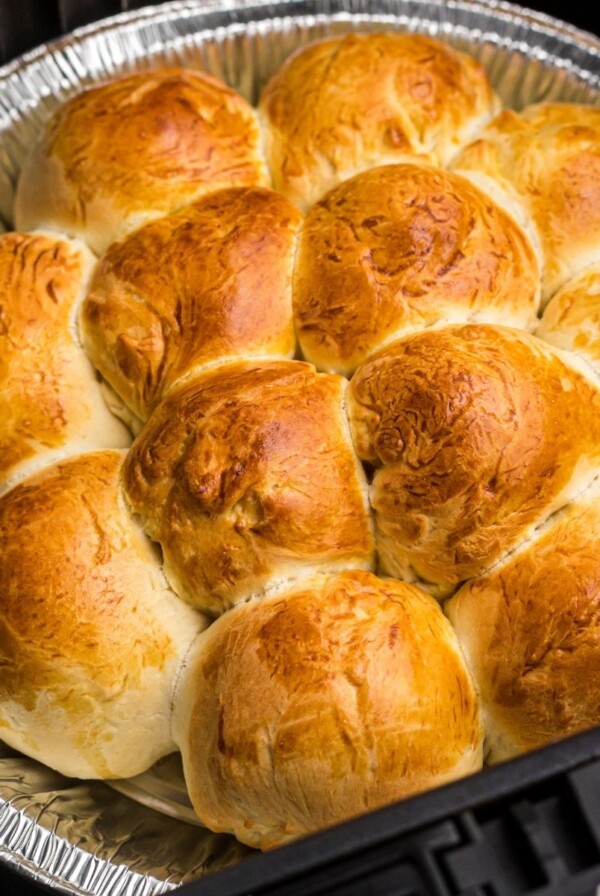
[{"xmin": 175, "ymin": 729, "xmax": 600, "ymax": 896}]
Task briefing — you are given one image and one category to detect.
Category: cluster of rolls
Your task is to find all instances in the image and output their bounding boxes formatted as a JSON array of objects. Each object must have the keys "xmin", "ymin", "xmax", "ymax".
[{"xmin": 2, "ymin": 30, "xmax": 600, "ymax": 851}]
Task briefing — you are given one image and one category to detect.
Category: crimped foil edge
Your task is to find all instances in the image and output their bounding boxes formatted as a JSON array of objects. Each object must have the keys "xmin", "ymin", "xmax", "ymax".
[{"xmin": 0, "ymin": 801, "xmax": 173, "ymax": 895}]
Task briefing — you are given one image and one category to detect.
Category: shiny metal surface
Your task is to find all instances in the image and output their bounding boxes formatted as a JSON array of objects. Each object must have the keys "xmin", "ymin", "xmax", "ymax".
[{"xmin": 0, "ymin": 1, "xmax": 599, "ymax": 892}]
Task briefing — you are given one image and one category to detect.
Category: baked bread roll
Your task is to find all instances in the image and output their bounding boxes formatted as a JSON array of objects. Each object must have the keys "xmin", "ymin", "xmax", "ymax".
[
  {"xmin": 80, "ymin": 187, "xmax": 302, "ymax": 420},
  {"xmin": 15, "ymin": 68, "xmax": 269, "ymax": 255},
  {"xmin": 0, "ymin": 231, "xmax": 130, "ymax": 492},
  {"xmin": 536, "ymin": 263, "xmax": 600, "ymax": 373},
  {"xmin": 173, "ymin": 570, "xmax": 483, "ymax": 850},
  {"xmin": 259, "ymin": 32, "xmax": 500, "ymax": 210},
  {"xmin": 452, "ymin": 103, "xmax": 600, "ymax": 302},
  {"xmin": 446, "ymin": 479, "xmax": 600, "ymax": 764},
  {"xmin": 0, "ymin": 450, "xmax": 207, "ymax": 779},
  {"xmin": 123, "ymin": 361, "xmax": 374, "ymax": 616},
  {"xmin": 347, "ymin": 323, "xmax": 600, "ymax": 597},
  {"xmin": 5, "ymin": 27, "xmax": 600, "ymax": 851},
  {"xmin": 293, "ymin": 163, "xmax": 540, "ymax": 374}
]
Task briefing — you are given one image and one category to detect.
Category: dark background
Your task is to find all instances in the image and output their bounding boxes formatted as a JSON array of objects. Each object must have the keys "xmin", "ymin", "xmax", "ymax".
[
  {"xmin": 528, "ymin": 0, "xmax": 599, "ymax": 34},
  {"xmin": 0, "ymin": 0, "xmax": 598, "ymax": 894}
]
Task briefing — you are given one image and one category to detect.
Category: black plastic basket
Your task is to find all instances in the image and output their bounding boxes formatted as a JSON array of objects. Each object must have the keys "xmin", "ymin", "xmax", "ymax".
[{"xmin": 173, "ymin": 726, "xmax": 600, "ymax": 896}]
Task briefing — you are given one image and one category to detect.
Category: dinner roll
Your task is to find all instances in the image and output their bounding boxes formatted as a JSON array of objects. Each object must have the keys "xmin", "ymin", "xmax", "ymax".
[
  {"xmin": 123, "ymin": 361, "xmax": 374, "ymax": 616},
  {"xmin": 446, "ymin": 478, "xmax": 600, "ymax": 764},
  {"xmin": 15, "ymin": 68, "xmax": 269, "ymax": 255},
  {"xmin": 7, "ymin": 26, "xmax": 600, "ymax": 853},
  {"xmin": 0, "ymin": 231, "xmax": 130, "ymax": 492},
  {"xmin": 0, "ymin": 450, "xmax": 207, "ymax": 780},
  {"xmin": 293, "ymin": 164, "xmax": 540, "ymax": 374},
  {"xmin": 173, "ymin": 570, "xmax": 483, "ymax": 850},
  {"xmin": 536, "ymin": 263, "xmax": 600, "ymax": 375},
  {"xmin": 452, "ymin": 103, "xmax": 600, "ymax": 302},
  {"xmin": 347, "ymin": 324, "xmax": 600, "ymax": 597},
  {"xmin": 259, "ymin": 32, "xmax": 499, "ymax": 209},
  {"xmin": 80, "ymin": 187, "xmax": 302, "ymax": 421}
]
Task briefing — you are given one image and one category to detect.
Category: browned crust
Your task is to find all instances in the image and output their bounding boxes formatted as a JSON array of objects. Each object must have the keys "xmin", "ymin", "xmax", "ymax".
[
  {"xmin": 453, "ymin": 103, "xmax": 600, "ymax": 301},
  {"xmin": 0, "ymin": 450, "xmax": 205, "ymax": 778},
  {"xmin": 177, "ymin": 570, "xmax": 483, "ymax": 849},
  {"xmin": 294, "ymin": 164, "xmax": 540, "ymax": 374},
  {"xmin": 0, "ymin": 231, "xmax": 129, "ymax": 489},
  {"xmin": 260, "ymin": 32, "xmax": 499, "ymax": 209},
  {"xmin": 15, "ymin": 68, "xmax": 269, "ymax": 254},
  {"xmin": 348, "ymin": 324, "xmax": 600, "ymax": 595},
  {"xmin": 447, "ymin": 484, "xmax": 600, "ymax": 762},
  {"xmin": 81, "ymin": 187, "xmax": 302, "ymax": 420},
  {"xmin": 536, "ymin": 263, "xmax": 600, "ymax": 371},
  {"xmin": 123, "ymin": 361, "xmax": 374, "ymax": 615}
]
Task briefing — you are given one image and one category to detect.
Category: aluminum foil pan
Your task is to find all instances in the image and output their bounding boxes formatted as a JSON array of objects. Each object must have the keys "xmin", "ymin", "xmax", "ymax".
[{"xmin": 0, "ymin": 1, "xmax": 599, "ymax": 893}]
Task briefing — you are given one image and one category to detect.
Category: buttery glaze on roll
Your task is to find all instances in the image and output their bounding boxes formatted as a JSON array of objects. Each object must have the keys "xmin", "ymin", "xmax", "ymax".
[
  {"xmin": 537, "ymin": 263, "xmax": 600, "ymax": 375},
  {"xmin": 173, "ymin": 570, "xmax": 483, "ymax": 850},
  {"xmin": 259, "ymin": 31, "xmax": 499, "ymax": 210},
  {"xmin": 293, "ymin": 164, "xmax": 540, "ymax": 374},
  {"xmin": 452, "ymin": 103, "xmax": 600, "ymax": 302},
  {"xmin": 15, "ymin": 68, "xmax": 269, "ymax": 255},
  {"xmin": 81, "ymin": 187, "xmax": 302, "ymax": 421},
  {"xmin": 347, "ymin": 324, "xmax": 600, "ymax": 597},
  {"xmin": 6, "ymin": 28, "xmax": 600, "ymax": 855},
  {"xmin": 123, "ymin": 361, "xmax": 374, "ymax": 616},
  {"xmin": 0, "ymin": 232, "xmax": 130, "ymax": 492},
  {"xmin": 0, "ymin": 450, "xmax": 207, "ymax": 779},
  {"xmin": 446, "ymin": 480, "xmax": 600, "ymax": 764}
]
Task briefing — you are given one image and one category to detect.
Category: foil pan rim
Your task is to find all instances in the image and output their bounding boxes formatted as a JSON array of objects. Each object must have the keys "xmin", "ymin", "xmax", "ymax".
[
  {"xmin": 1, "ymin": 0, "xmax": 600, "ymax": 87},
  {"xmin": 0, "ymin": 798, "xmax": 174, "ymax": 895}
]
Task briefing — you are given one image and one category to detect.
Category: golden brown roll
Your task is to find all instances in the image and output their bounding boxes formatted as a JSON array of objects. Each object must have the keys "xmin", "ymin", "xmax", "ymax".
[
  {"xmin": 259, "ymin": 32, "xmax": 499, "ymax": 209},
  {"xmin": 293, "ymin": 164, "xmax": 540, "ymax": 374},
  {"xmin": 347, "ymin": 323, "xmax": 600, "ymax": 597},
  {"xmin": 123, "ymin": 361, "xmax": 374, "ymax": 616},
  {"xmin": 15, "ymin": 68, "xmax": 269, "ymax": 255},
  {"xmin": 446, "ymin": 479, "xmax": 600, "ymax": 764},
  {"xmin": 0, "ymin": 450, "xmax": 207, "ymax": 779},
  {"xmin": 7, "ymin": 33, "xmax": 600, "ymax": 853},
  {"xmin": 452, "ymin": 103, "xmax": 600, "ymax": 302},
  {"xmin": 80, "ymin": 187, "xmax": 302, "ymax": 421},
  {"xmin": 0, "ymin": 231, "xmax": 130, "ymax": 492},
  {"xmin": 173, "ymin": 570, "xmax": 483, "ymax": 850},
  {"xmin": 536, "ymin": 263, "xmax": 600, "ymax": 375}
]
